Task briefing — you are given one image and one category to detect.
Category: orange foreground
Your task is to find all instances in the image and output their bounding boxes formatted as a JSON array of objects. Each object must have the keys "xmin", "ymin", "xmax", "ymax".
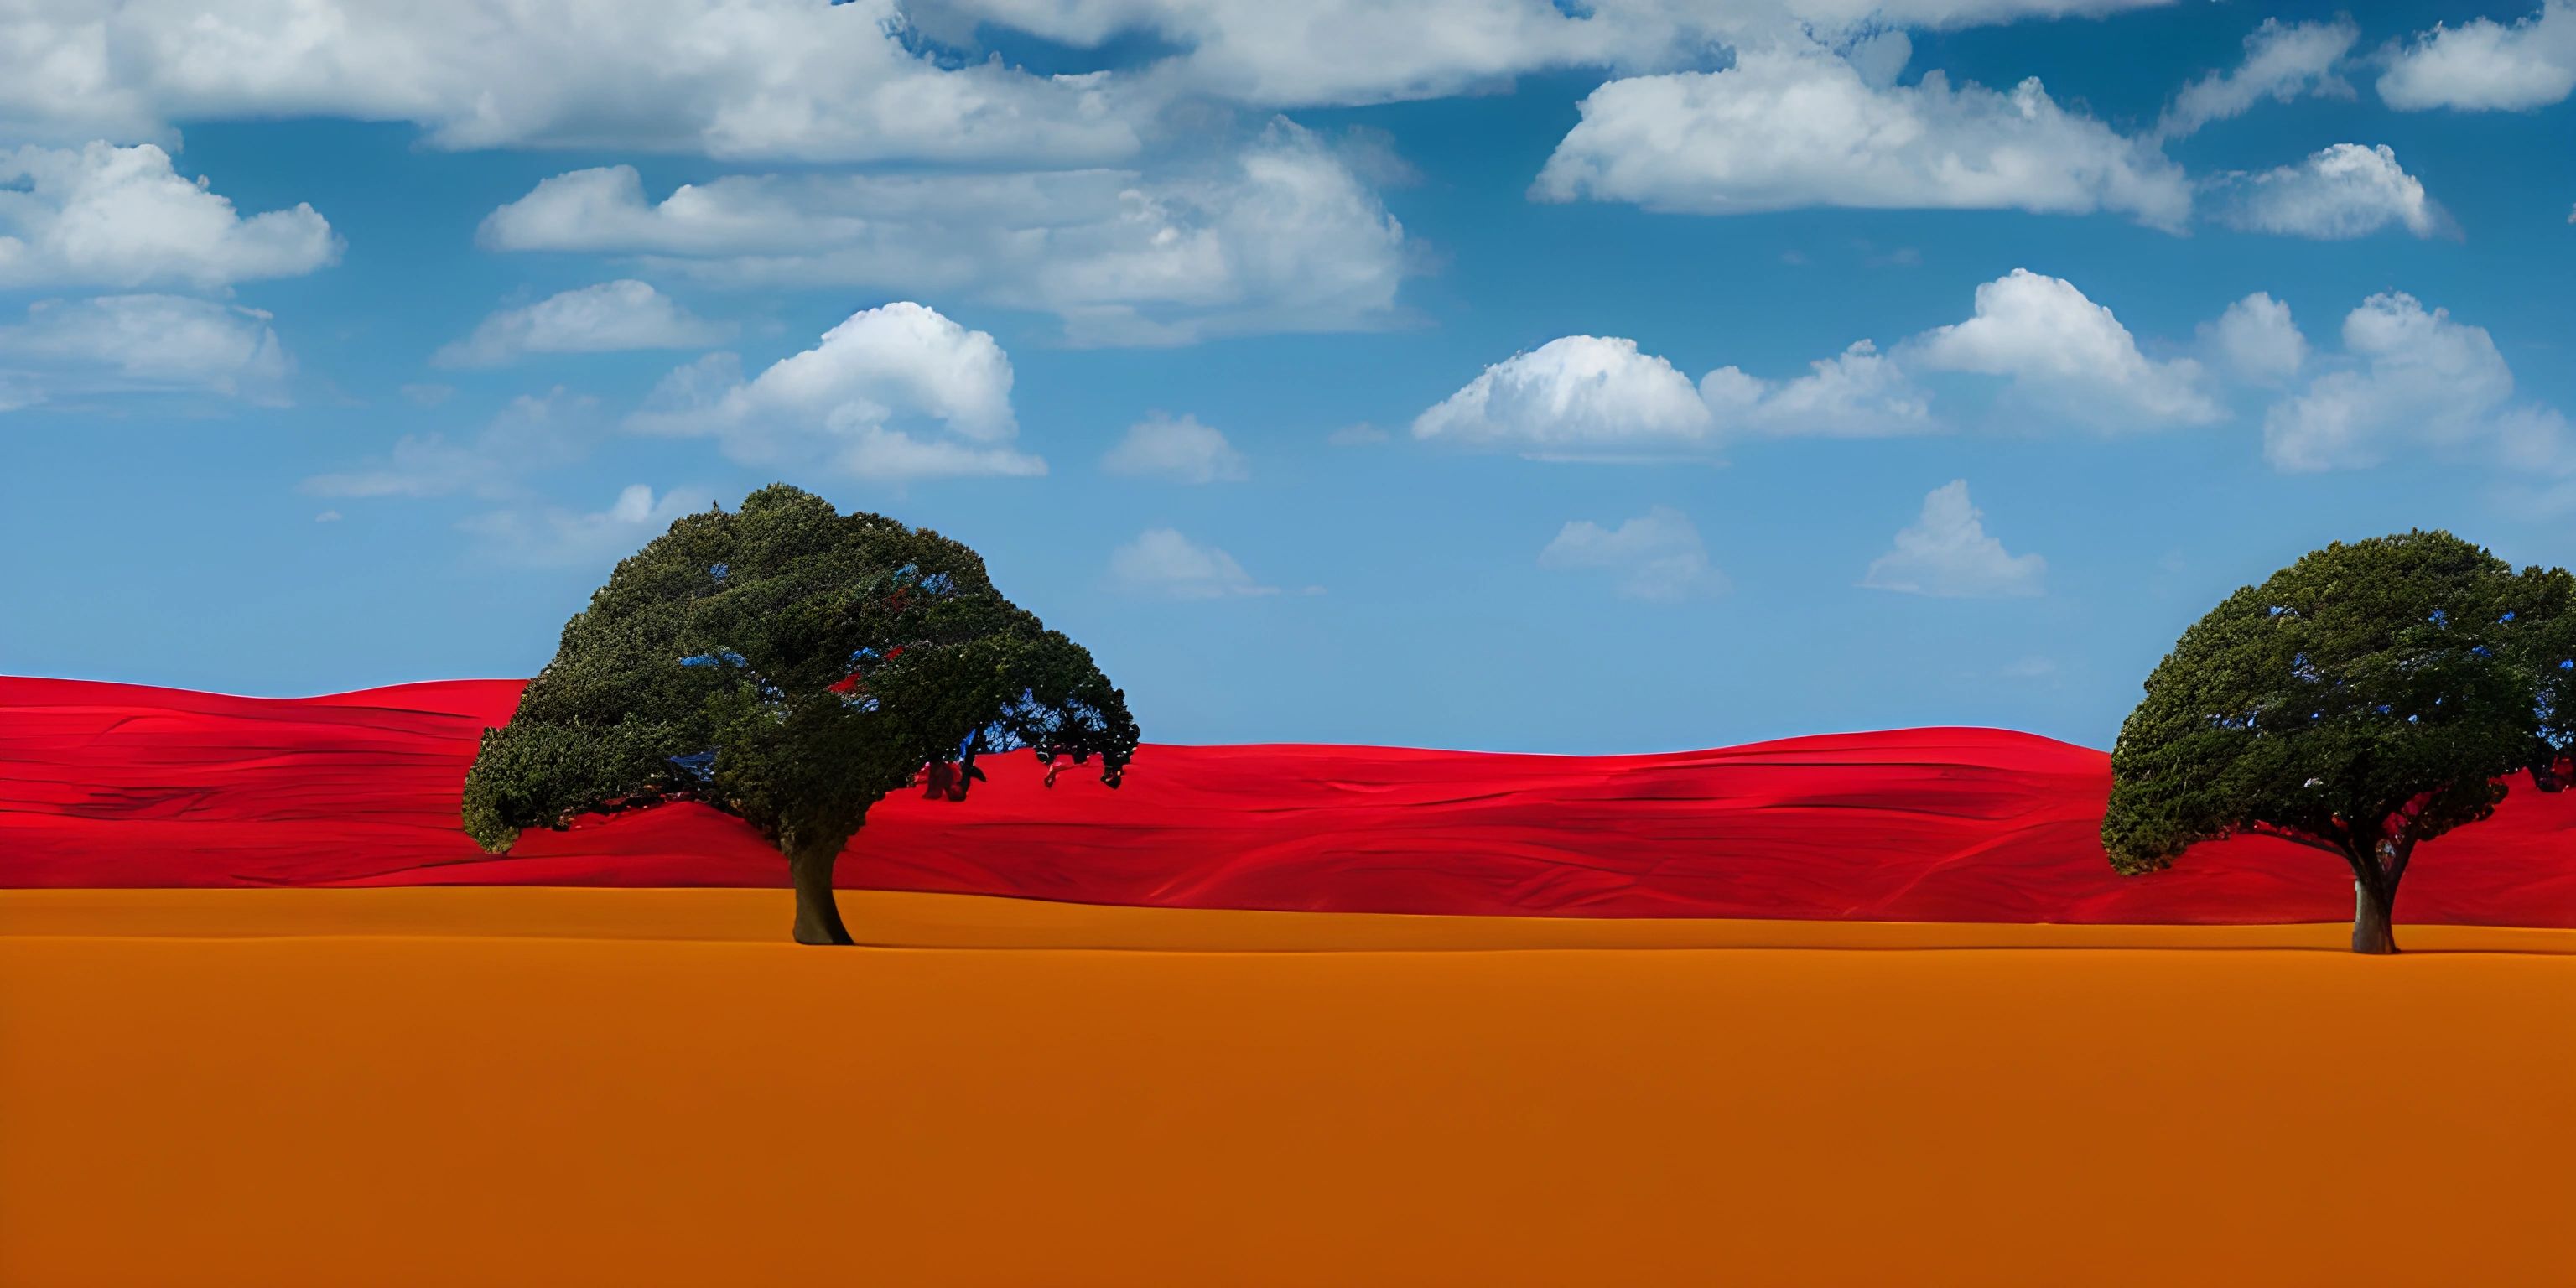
[{"xmin": 3, "ymin": 891, "xmax": 2572, "ymax": 1288}]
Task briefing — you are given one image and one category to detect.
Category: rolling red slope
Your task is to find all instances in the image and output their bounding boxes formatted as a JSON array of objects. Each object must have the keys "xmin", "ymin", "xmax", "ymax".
[{"xmin": 3, "ymin": 677, "xmax": 2571, "ymax": 925}]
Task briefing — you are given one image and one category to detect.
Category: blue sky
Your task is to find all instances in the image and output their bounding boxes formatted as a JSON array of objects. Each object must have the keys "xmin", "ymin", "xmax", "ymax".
[{"xmin": 5, "ymin": 0, "xmax": 2576, "ymax": 753}]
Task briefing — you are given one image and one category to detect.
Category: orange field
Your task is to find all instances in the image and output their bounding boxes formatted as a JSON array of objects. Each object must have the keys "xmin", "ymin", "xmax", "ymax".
[{"xmin": 3, "ymin": 889, "xmax": 2572, "ymax": 1287}]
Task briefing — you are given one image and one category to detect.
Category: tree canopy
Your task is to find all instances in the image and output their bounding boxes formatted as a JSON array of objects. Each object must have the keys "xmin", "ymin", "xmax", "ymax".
[
  {"xmin": 2102, "ymin": 531, "xmax": 2555, "ymax": 953},
  {"xmin": 462, "ymin": 483, "xmax": 1140, "ymax": 944},
  {"xmin": 2504, "ymin": 563, "xmax": 2576, "ymax": 790}
]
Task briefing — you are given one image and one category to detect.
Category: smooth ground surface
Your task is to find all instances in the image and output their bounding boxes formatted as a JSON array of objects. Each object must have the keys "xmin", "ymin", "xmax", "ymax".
[
  {"xmin": 4, "ymin": 891, "xmax": 2573, "ymax": 1287},
  {"xmin": 8, "ymin": 886, "xmax": 2576, "ymax": 953},
  {"xmin": 9, "ymin": 677, "xmax": 2576, "ymax": 926}
]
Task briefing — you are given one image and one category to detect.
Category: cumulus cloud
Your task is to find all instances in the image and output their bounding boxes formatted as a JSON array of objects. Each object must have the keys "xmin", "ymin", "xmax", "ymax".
[
  {"xmin": 0, "ymin": 4, "xmax": 164, "ymax": 146},
  {"xmin": 479, "ymin": 122, "xmax": 1405, "ymax": 345},
  {"xmin": 1905, "ymin": 268, "xmax": 2218, "ymax": 427},
  {"xmin": 1530, "ymin": 45, "xmax": 2191, "ymax": 230},
  {"xmin": 2155, "ymin": 18, "xmax": 2356, "ymax": 140},
  {"xmin": 1861, "ymin": 480, "xmax": 2044, "ymax": 598},
  {"xmin": 2378, "ymin": 1, "xmax": 2576, "ymax": 112},
  {"xmin": 2199, "ymin": 293, "xmax": 2308, "ymax": 386},
  {"xmin": 433, "ymin": 281, "xmax": 730, "ymax": 368},
  {"xmin": 2209, "ymin": 143, "xmax": 2448, "ymax": 241},
  {"xmin": 0, "ymin": 0, "xmax": 1139, "ymax": 164},
  {"xmin": 0, "ymin": 294, "xmax": 290, "ymax": 408},
  {"xmin": 1109, "ymin": 527, "xmax": 1279, "ymax": 597},
  {"xmin": 626, "ymin": 301, "xmax": 1043, "ymax": 483},
  {"xmin": 0, "ymin": 143, "xmax": 338, "ymax": 290},
  {"xmin": 1102, "ymin": 413, "xmax": 1248, "ymax": 483},
  {"xmin": 1415, "ymin": 330, "xmax": 1931, "ymax": 455},
  {"xmin": 460, "ymin": 484, "xmax": 718, "ymax": 567},
  {"xmin": 1538, "ymin": 506, "xmax": 1728, "ymax": 600},
  {"xmin": 1417, "ymin": 269, "xmax": 2252, "ymax": 454},
  {"xmin": 1411, "ymin": 335, "xmax": 1714, "ymax": 457},
  {"xmin": 0, "ymin": 0, "xmax": 2192, "ymax": 158},
  {"xmin": 2262, "ymin": 293, "xmax": 2572, "ymax": 474},
  {"xmin": 1698, "ymin": 340, "xmax": 1935, "ymax": 437},
  {"xmin": 303, "ymin": 388, "xmax": 600, "ymax": 499},
  {"xmin": 915, "ymin": 0, "xmax": 2174, "ymax": 110}
]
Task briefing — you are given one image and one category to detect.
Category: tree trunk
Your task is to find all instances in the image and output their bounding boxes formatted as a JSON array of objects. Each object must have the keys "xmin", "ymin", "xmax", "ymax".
[
  {"xmin": 2350, "ymin": 878, "xmax": 2397, "ymax": 956},
  {"xmin": 789, "ymin": 844, "xmax": 854, "ymax": 947}
]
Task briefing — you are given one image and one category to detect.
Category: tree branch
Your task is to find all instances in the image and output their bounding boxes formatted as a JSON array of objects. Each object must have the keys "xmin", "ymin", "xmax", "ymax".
[
  {"xmin": 2242, "ymin": 821, "xmax": 2348, "ymax": 860},
  {"xmin": 2247, "ymin": 819, "xmax": 2385, "ymax": 891}
]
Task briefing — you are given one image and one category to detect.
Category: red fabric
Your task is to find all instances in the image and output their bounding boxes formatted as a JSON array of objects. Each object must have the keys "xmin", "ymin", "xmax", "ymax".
[{"xmin": 4, "ymin": 676, "xmax": 2572, "ymax": 925}]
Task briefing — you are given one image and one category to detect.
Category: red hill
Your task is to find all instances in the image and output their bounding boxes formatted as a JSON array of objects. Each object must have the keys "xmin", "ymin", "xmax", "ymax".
[{"xmin": 3, "ymin": 677, "xmax": 2570, "ymax": 926}]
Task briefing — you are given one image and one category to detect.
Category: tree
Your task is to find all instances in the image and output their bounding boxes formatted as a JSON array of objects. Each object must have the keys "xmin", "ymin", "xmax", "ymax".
[
  {"xmin": 461, "ymin": 483, "xmax": 1140, "ymax": 945},
  {"xmin": 2506, "ymin": 564, "xmax": 2576, "ymax": 792},
  {"xmin": 2102, "ymin": 531, "xmax": 2549, "ymax": 954}
]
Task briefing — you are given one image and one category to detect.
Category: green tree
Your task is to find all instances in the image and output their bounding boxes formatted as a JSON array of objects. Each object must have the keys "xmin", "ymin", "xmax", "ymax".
[
  {"xmin": 2506, "ymin": 564, "xmax": 2576, "ymax": 791},
  {"xmin": 2102, "ymin": 532, "xmax": 2547, "ymax": 953},
  {"xmin": 461, "ymin": 484, "xmax": 1140, "ymax": 945}
]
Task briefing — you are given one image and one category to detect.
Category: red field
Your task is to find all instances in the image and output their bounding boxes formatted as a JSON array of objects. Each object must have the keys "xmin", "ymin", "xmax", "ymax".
[
  {"xmin": 6, "ymin": 676, "xmax": 2573, "ymax": 924},
  {"xmin": 8, "ymin": 677, "xmax": 2573, "ymax": 1286}
]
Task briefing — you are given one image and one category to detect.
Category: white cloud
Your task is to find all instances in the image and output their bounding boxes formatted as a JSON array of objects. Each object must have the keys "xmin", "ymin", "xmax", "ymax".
[
  {"xmin": 2155, "ymin": 18, "xmax": 2355, "ymax": 139},
  {"xmin": 2209, "ymin": 143, "xmax": 2448, "ymax": 241},
  {"xmin": 433, "ymin": 281, "xmax": 730, "ymax": 368},
  {"xmin": 398, "ymin": 382, "xmax": 455, "ymax": 408},
  {"xmin": 2262, "ymin": 293, "xmax": 2572, "ymax": 474},
  {"xmin": 1411, "ymin": 335, "xmax": 1714, "ymax": 457},
  {"xmin": 915, "ymin": 0, "xmax": 2174, "ymax": 110},
  {"xmin": 1698, "ymin": 340, "xmax": 1935, "ymax": 437},
  {"xmin": 0, "ymin": 0, "xmax": 1139, "ymax": 164},
  {"xmin": 0, "ymin": 5, "xmax": 164, "ymax": 147},
  {"xmin": 0, "ymin": 294, "xmax": 290, "ymax": 408},
  {"xmin": 1905, "ymin": 268, "xmax": 2218, "ymax": 427},
  {"xmin": 1327, "ymin": 421, "xmax": 1389, "ymax": 446},
  {"xmin": 1109, "ymin": 527, "xmax": 1279, "ymax": 597},
  {"xmin": 1538, "ymin": 506, "xmax": 1727, "ymax": 600},
  {"xmin": 460, "ymin": 484, "xmax": 718, "ymax": 567},
  {"xmin": 0, "ymin": 0, "xmax": 2187, "ymax": 159},
  {"xmin": 304, "ymin": 388, "xmax": 600, "ymax": 499},
  {"xmin": 1102, "ymin": 413, "xmax": 1248, "ymax": 482},
  {"xmin": 626, "ymin": 301, "xmax": 1044, "ymax": 483},
  {"xmin": 1415, "ymin": 270, "xmax": 2260, "ymax": 453},
  {"xmin": 1841, "ymin": 29, "xmax": 1914, "ymax": 88},
  {"xmin": 313, "ymin": 509, "xmax": 342, "ymax": 522},
  {"xmin": 2379, "ymin": 1, "xmax": 2576, "ymax": 112},
  {"xmin": 2199, "ymin": 293, "xmax": 2308, "ymax": 386},
  {"xmin": 479, "ymin": 122, "xmax": 1405, "ymax": 345},
  {"xmin": 1530, "ymin": 45, "xmax": 2191, "ymax": 230},
  {"xmin": 1861, "ymin": 480, "xmax": 2044, "ymax": 598},
  {"xmin": 0, "ymin": 143, "xmax": 338, "ymax": 289}
]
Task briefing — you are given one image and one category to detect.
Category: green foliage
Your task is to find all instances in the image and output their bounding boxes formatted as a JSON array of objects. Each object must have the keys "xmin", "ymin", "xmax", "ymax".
[
  {"xmin": 461, "ymin": 483, "xmax": 1139, "ymax": 870},
  {"xmin": 2504, "ymin": 564, "xmax": 2576, "ymax": 782},
  {"xmin": 2102, "ymin": 532, "xmax": 2550, "ymax": 896}
]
